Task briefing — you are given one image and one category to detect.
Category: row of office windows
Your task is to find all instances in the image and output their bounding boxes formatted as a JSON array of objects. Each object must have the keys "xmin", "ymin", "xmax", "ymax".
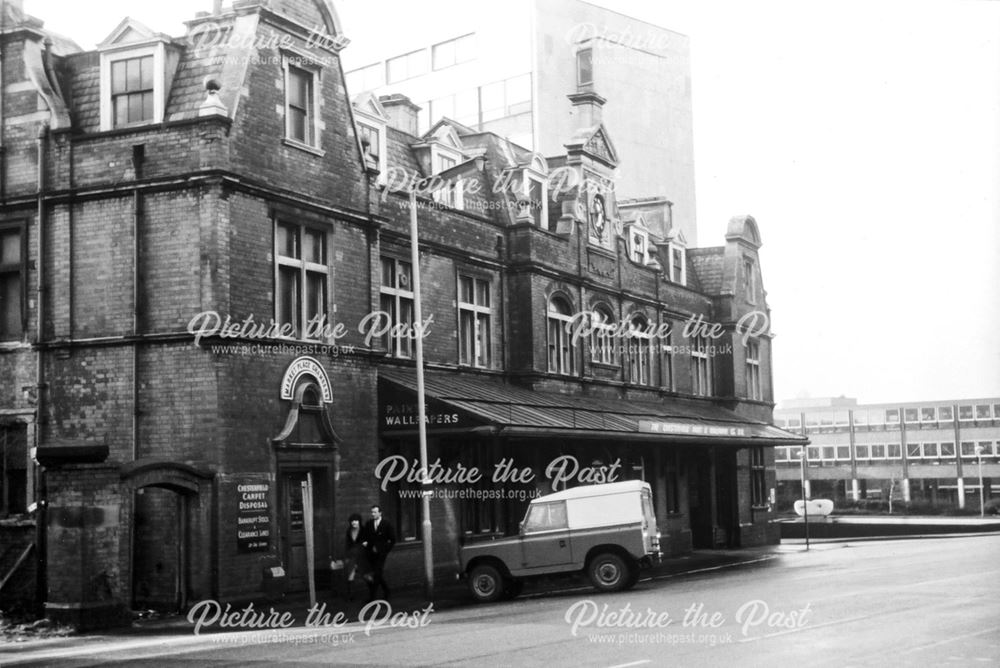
[
  {"xmin": 776, "ymin": 403, "xmax": 1000, "ymax": 431},
  {"xmin": 348, "ymin": 34, "xmax": 476, "ymax": 92},
  {"xmin": 775, "ymin": 440, "xmax": 1000, "ymax": 464}
]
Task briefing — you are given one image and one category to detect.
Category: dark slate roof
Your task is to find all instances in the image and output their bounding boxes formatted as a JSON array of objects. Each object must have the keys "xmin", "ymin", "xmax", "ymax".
[
  {"xmin": 166, "ymin": 46, "xmax": 225, "ymax": 121},
  {"xmin": 688, "ymin": 247, "xmax": 724, "ymax": 295},
  {"xmin": 64, "ymin": 52, "xmax": 100, "ymax": 133}
]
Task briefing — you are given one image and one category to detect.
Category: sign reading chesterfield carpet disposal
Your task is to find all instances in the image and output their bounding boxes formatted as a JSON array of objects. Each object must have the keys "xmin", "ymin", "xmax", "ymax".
[{"xmin": 237, "ymin": 482, "xmax": 271, "ymax": 553}]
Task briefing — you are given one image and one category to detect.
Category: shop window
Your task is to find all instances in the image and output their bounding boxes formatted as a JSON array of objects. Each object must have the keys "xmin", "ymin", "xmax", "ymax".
[
  {"xmin": 745, "ymin": 339, "xmax": 761, "ymax": 401},
  {"xmin": 285, "ymin": 61, "xmax": 320, "ymax": 148},
  {"xmin": 0, "ymin": 224, "xmax": 25, "ymax": 340},
  {"xmin": 547, "ymin": 296, "xmax": 577, "ymax": 376},
  {"xmin": 380, "ymin": 443, "xmax": 420, "ymax": 541},
  {"xmin": 458, "ymin": 275, "xmax": 491, "ymax": 368},
  {"xmin": 750, "ymin": 447, "xmax": 767, "ymax": 508},
  {"xmin": 275, "ymin": 220, "xmax": 328, "ymax": 339}
]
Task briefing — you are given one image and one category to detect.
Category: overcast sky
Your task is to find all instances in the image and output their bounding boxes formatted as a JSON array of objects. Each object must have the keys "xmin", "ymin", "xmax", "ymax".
[{"xmin": 27, "ymin": 0, "xmax": 1000, "ymax": 405}]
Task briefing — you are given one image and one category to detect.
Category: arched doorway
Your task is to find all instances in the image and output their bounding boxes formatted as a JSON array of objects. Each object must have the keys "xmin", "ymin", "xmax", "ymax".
[
  {"xmin": 272, "ymin": 380, "xmax": 340, "ymax": 592},
  {"xmin": 120, "ymin": 460, "xmax": 214, "ymax": 611}
]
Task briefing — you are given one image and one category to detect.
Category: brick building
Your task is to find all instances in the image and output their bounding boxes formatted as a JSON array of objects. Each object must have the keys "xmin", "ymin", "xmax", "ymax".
[{"xmin": 0, "ymin": 0, "xmax": 804, "ymax": 627}]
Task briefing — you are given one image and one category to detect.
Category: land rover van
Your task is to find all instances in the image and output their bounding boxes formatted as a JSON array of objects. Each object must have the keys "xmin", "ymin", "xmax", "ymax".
[{"xmin": 459, "ymin": 480, "xmax": 661, "ymax": 602}]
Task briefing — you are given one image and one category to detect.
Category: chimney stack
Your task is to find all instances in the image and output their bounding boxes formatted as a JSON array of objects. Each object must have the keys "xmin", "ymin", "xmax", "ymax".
[
  {"xmin": 379, "ymin": 94, "xmax": 422, "ymax": 136},
  {"xmin": 567, "ymin": 90, "xmax": 606, "ymax": 130}
]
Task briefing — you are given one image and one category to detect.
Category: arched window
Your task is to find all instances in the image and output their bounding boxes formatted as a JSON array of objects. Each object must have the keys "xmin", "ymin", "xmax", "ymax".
[
  {"xmin": 547, "ymin": 296, "xmax": 577, "ymax": 375},
  {"xmin": 626, "ymin": 314, "xmax": 653, "ymax": 386},
  {"xmin": 590, "ymin": 306, "xmax": 617, "ymax": 366}
]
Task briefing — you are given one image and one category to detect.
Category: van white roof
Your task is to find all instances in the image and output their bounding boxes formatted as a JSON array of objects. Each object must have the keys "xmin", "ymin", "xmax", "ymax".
[{"xmin": 532, "ymin": 480, "xmax": 651, "ymax": 503}]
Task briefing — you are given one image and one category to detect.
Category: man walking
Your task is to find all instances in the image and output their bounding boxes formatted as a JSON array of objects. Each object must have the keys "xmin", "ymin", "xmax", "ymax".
[{"xmin": 363, "ymin": 504, "xmax": 396, "ymax": 602}]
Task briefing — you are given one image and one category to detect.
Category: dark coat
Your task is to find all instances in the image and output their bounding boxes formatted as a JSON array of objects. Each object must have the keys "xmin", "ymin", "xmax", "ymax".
[{"xmin": 363, "ymin": 518, "xmax": 396, "ymax": 561}]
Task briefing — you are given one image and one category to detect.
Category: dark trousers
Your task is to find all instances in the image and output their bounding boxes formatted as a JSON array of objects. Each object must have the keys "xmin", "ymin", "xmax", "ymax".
[{"xmin": 367, "ymin": 555, "xmax": 390, "ymax": 601}]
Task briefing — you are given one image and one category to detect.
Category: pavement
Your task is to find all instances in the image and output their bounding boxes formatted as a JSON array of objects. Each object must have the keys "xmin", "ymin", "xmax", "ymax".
[{"xmin": 0, "ymin": 545, "xmax": 783, "ymax": 650}]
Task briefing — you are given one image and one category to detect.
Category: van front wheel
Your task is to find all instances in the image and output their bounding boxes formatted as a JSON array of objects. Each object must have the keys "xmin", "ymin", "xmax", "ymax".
[
  {"xmin": 468, "ymin": 564, "xmax": 504, "ymax": 603},
  {"xmin": 588, "ymin": 552, "xmax": 629, "ymax": 592}
]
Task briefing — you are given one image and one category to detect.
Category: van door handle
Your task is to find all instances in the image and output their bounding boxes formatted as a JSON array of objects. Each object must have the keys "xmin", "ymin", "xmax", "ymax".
[{"xmin": 559, "ymin": 540, "xmax": 566, "ymax": 548}]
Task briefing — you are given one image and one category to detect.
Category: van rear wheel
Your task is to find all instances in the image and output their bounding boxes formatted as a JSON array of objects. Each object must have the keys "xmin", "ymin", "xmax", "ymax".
[
  {"xmin": 468, "ymin": 564, "xmax": 504, "ymax": 603},
  {"xmin": 588, "ymin": 552, "xmax": 629, "ymax": 592}
]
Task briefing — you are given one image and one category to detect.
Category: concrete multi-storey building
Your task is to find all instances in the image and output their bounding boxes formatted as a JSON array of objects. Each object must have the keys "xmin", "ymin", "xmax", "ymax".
[
  {"xmin": 0, "ymin": 0, "xmax": 802, "ymax": 627},
  {"xmin": 774, "ymin": 397, "xmax": 999, "ymax": 510},
  {"xmin": 339, "ymin": 0, "xmax": 698, "ymax": 244}
]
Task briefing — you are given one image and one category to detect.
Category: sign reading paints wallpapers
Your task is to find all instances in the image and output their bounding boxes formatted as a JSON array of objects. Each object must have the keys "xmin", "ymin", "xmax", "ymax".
[{"xmin": 237, "ymin": 482, "xmax": 271, "ymax": 553}]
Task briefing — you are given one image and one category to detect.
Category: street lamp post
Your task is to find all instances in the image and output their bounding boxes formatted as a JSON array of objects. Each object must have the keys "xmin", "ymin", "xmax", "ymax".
[
  {"xmin": 975, "ymin": 445, "xmax": 985, "ymax": 518},
  {"xmin": 798, "ymin": 448, "xmax": 809, "ymax": 551},
  {"xmin": 407, "ymin": 156, "xmax": 487, "ymax": 600}
]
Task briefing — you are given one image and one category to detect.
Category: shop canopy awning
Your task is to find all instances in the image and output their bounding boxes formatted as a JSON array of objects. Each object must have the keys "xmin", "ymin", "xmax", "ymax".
[{"xmin": 379, "ymin": 369, "xmax": 809, "ymax": 447}]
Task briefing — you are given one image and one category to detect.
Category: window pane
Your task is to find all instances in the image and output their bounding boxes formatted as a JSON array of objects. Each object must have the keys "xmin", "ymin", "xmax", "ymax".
[
  {"xmin": 887, "ymin": 444, "xmax": 901, "ymax": 458},
  {"xmin": 302, "ymin": 229, "xmax": 324, "ymax": 264},
  {"xmin": 128, "ymin": 93, "xmax": 144, "ymax": 124},
  {"xmin": 940, "ymin": 442, "xmax": 955, "ymax": 457},
  {"xmin": 976, "ymin": 405, "xmax": 991, "ymax": 419},
  {"xmin": 381, "ymin": 257, "xmax": 394, "ymax": 286},
  {"xmin": 0, "ymin": 231, "xmax": 19, "ymax": 265},
  {"xmin": 126, "ymin": 57, "xmax": 142, "ymax": 91},
  {"xmin": 278, "ymin": 223, "xmax": 298, "ymax": 258},
  {"xmin": 577, "ymin": 49, "xmax": 593, "ymax": 86},
  {"xmin": 289, "ymin": 108, "xmax": 307, "ymax": 142},
  {"xmin": 398, "ymin": 261, "xmax": 412, "ymax": 290},
  {"xmin": 114, "ymin": 96, "xmax": 128, "ymax": 126},
  {"xmin": 939, "ymin": 406, "xmax": 953, "ymax": 421},
  {"xmin": 856, "ymin": 445, "xmax": 869, "ymax": 459},
  {"xmin": 306, "ymin": 272, "xmax": 326, "ymax": 325},
  {"xmin": 459, "ymin": 310, "xmax": 474, "ymax": 365},
  {"xmin": 924, "ymin": 443, "xmax": 938, "ymax": 457},
  {"xmin": 906, "ymin": 443, "xmax": 920, "ymax": 458},
  {"xmin": 506, "ymin": 73, "xmax": 531, "ymax": 107},
  {"xmin": 885, "ymin": 409, "xmax": 899, "ymax": 423},
  {"xmin": 476, "ymin": 314, "xmax": 489, "ymax": 367},
  {"xmin": 459, "ymin": 276, "xmax": 473, "ymax": 303},
  {"xmin": 961, "ymin": 442, "xmax": 976, "ymax": 456},
  {"xmin": 903, "ymin": 408, "xmax": 918, "ymax": 423},
  {"xmin": 1, "ymin": 274, "xmax": 20, "ymax": 339},
  {"xmin": 278, "ymin": 266, "xmax": 299, "ymax": 334},
  {"xmin": 111, "ymin": 60, "xmax": 127, "ymax": 93},
  {"xmin": 921, "ymin": 407, "xmax": 936, "ymax": 422},
  {"xmin": 432, "ymin": 40, "xmax": 454, "ymax": 70},
  {"xmin": 475, "ymin": 278, "xmax": 489, "ymax": 307},
  {"xmin": 959, "ymin": 405, "xmax": 974, "ymax": 420},
  {"xmin": 140, "ymin": 55, "xmax": 153, "ymax": 89}
]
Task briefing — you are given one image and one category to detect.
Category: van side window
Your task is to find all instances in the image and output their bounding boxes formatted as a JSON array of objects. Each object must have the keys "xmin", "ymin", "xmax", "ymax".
[{"xmin": 523, "ymin": 501, "xmax": 568, "ymax": 532}]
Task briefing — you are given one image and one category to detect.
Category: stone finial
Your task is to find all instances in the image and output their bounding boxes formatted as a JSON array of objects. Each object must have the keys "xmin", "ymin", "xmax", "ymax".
[{"xmin": 199, "ymin": 77, "xmax": 228, "ymax": 117}]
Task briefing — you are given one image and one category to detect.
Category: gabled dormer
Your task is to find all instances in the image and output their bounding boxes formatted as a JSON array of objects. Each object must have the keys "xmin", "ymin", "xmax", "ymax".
[
  {"xmin": 98, "ymin": 18, "xmax": 182, "ymax": 131},
  {"xmin": 509, "ymin": 153, "xmax": 550, "ymax": 229},
  {"xmin": 624, "ymin": 215, "xmax": 660, "ymax": 269},
  {"xmin": 413, "ymin": 121, "xmax": 468, "ymax": 208},
  {"xmin": 664, "ymin": 227, "xmax": 688, "ymax": 285},
  {"xmin": 353, "ymin": 92, "xmax": 389, "ymax": 184}
]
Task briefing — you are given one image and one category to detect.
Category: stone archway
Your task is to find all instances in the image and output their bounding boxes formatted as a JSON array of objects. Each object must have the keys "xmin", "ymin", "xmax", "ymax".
[{"xmin": 120, "ymin": 460, "xmax": 214, "ymax": 611}]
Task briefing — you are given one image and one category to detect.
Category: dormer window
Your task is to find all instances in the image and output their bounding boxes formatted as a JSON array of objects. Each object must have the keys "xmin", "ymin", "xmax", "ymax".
[
  {"xmin": 352, "ymin": 93, "xmax": 390, "ymax": 185},
  {"xmin": 666, "ymin": 229, "xmax": 687, "ymax": 286},
  {"xmin": 284, "ymin": 58, "xmax": 321, "ymax": 150},
  {"xmin": 431, "ymin": 147, "xmax": 464, "ymax": 209},
  {"xmin": 629, "ymin": 230, "xmax": 648, "ymax": 264},
  {"xmin": 98, "ymin": 18, "xmax": 179, "ymax": 131},
  {"xmin": 518, "ymin": 154, "xmax": 549, "ymax": 229},
  {"xmin": 111, "ymin": 55, "xmax": 154, "ymax": 126}
]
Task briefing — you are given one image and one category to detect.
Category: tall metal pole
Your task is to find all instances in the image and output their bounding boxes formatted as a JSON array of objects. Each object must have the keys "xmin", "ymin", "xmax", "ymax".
[
  {"xmin": 976, "ymin": 446, "xmax": 985, "ymax": 518},
  {"xmin": 800, "ymin": 448, "xmax": 809, "ymax": 551},
  {"xmin": 409, "ymin": 187, "xmax": 434, "ymax": 599}
]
